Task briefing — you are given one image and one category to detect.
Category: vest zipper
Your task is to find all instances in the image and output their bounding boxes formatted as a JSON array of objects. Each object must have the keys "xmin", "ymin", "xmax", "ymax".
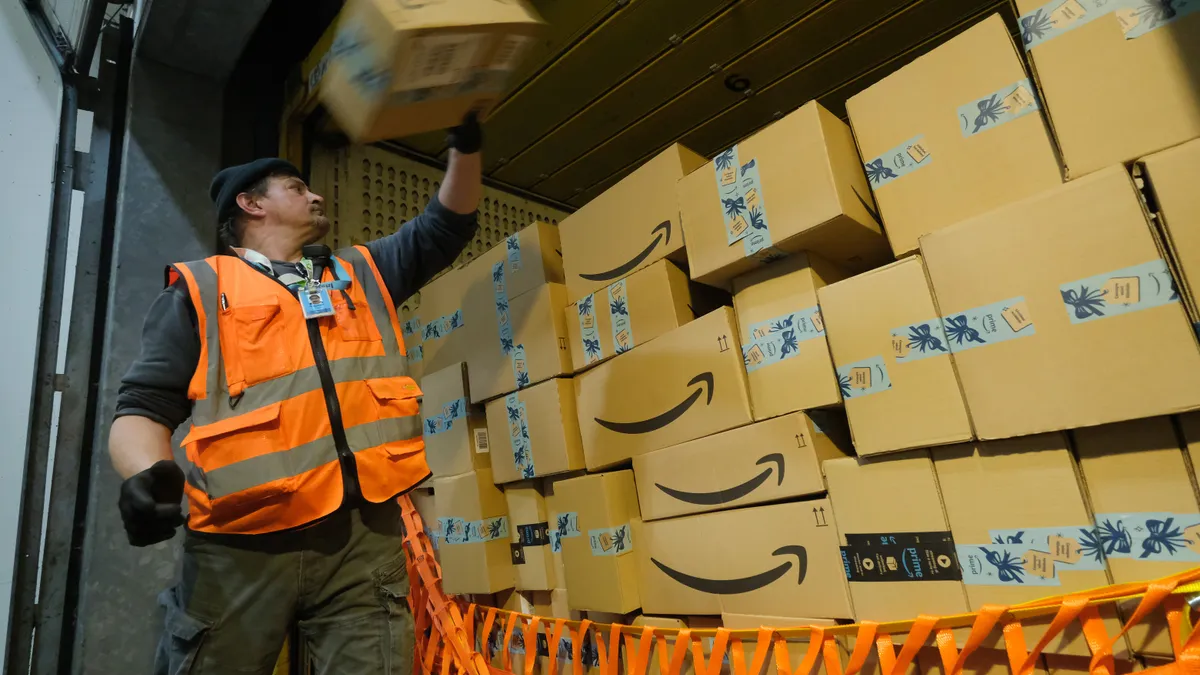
[{"xmin": 233, "ymin": 256, "xmax": 361, "ymax": 504}]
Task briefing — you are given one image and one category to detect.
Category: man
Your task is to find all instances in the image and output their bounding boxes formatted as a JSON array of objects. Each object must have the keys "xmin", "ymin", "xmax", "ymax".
[{"xmin": 109, "ymin": 114, "xmax": 483, "ymax": 674}]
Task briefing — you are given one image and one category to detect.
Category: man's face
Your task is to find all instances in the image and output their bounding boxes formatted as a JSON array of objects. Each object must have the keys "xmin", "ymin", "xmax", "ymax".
[{"xmin": 261, "ymin": 175, "xmax": 329, "ymax": 241}]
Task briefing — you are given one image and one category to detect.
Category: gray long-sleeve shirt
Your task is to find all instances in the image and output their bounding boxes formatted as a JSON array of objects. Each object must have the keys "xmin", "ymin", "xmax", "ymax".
[{"xmin": 115, "ymin": 195, "xmax": 477, "ymax": 430}]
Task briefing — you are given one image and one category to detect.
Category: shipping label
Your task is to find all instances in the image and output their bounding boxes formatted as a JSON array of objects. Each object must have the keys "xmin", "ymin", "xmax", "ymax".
[
  {"xmin": 941, "ymin": 297, "xmax": 1035, "ymax": 354},
  {"xmin": 836, "ymin": 355, "xmax": 892, "ymax": 399},
  {"xmin": 608, "ymin": 278, "xmax": 634, "ymax": 354},
  {"xmin": 504, "ymin": 392, "xmax": 535, "ymax": 479},
  {"xmin": 1059, "ymin": 259, "xmax": 1179, "ymax": 324},
  {"xmin": 422, "ymin": 396, "xmax": 468, "ymax": 437},
  {"xmin": 588, "ymin": 523, "xmax": 633, "ymax": 557},
  {"xmin": 1093, "ymin": 512, "xmax": 1200, "ymax": 562},
  {"xmin": 864, "ymin": 135, "xmax": 932, "ymax": 190},
  {"xmin": 890, "ymin": 318, "xmax": 951, "ymax": 363},
  {"xmin": 439, "ymin": 515, "xmax": 509, "ymax": 545},
  {"xmin": 489, "ymin": 34, "xmax": 533, "ymax": 71},
  {"xmin": 741, "ymin": 306, "xmax": 824, "ymax": 373},
  {"xmin": 395, "ymin": 33, "xmax": 484, "ymax": 92},
  {"xmin": 841, "ymin": 531, "xmax": 963, "ymax": 582},
  {"xmin": 577, "ymin": 294, "xmax": 603, "ymax": 365},
  {"xmin": 959, "ymin": 79, "xmax": 1041, "ymax": 138}
]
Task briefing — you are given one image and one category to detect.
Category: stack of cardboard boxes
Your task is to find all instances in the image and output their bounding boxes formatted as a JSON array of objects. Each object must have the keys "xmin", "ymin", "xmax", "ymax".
[{"xmin": 395, "ymin": 6, "xmax": 1200, "ymax": 671}]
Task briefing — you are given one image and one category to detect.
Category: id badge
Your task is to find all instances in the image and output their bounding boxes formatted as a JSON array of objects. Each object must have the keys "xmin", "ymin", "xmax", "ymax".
[{"xmin": 300, "ymin": 287, "xmax": 335, "ymax": 319}]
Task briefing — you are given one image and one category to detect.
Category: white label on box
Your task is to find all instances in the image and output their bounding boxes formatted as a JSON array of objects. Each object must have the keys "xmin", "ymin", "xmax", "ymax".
[
  {"xmin": 474, "ymin": 428, "xmax": 490, "ymax": 454},
  {"xmin": 489, "ymin": 34, "xmax": 532, "ymax": 71},
  {"xmin": 396, "ymin": 33, "xmax": 485, "ymax": 92}
]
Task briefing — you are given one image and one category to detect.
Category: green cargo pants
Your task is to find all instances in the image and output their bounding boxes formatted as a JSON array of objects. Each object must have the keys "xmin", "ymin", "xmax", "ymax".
[{"xmin": 155, "ymin": 500, "xmax": 415, "ymax": 675}]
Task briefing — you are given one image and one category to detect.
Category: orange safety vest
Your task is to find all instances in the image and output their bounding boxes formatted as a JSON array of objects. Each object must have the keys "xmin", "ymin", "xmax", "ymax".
[{"xmin": 167, "ymin": 246, "xmax": 429, "ymax": 535}]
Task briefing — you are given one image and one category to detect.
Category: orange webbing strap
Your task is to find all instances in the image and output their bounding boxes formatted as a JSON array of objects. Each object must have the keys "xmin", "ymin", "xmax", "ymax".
[
  {"xmin": 595, "ymin": 622, "xmax": 622, "ymax": 675},
  {"xmin": 890, "ymin": 615, "xmax": 937, "ymax": 675},
  {"xmin": 730, "ymin": 628, "xmax": 773, "ymax": 675},
  {"xmin": 1016, "ymin": 595, "xmax": 1089, "ymax": 675},
  {"xmin": 546, "ymin": 619, "xmax": 567, "ymax": 675},
  {"xmin": 501, "ymin": 610, "xmax": 519, "ymax": 672},
  {"xmin": 522, "ymin": 617, "xmax": 542, "ymax": 675},
  {"xmin": 624, "ymin": 626, "xmax": 659, "ymax": 675},
  {"xmin": 776, "ymin": 626, "xmax": 824, "ymax": 675},
  {"xmin": 875, "ymin": 633, "xmax": 896, "ymax": 675},
  {"xmin": 1078, "ymin": 605, "xmax": 1114, "ymax": 675},
  {"xmin": 822, "ymin": 634, "xmax": 844, "ymax": 675},
  {"xmin": 1166, "ymin": 595, "xmax": 1188, "ymax": 658},
  {"xmin": 947, "ymin": 604, "xmax": 1007, "ymax": 675},
  {"xmin": 1002, "ymin": 620, "xmax": 1031, "ymax": 675},
  {"xmin": 843, "ymin": 622, "xmax": 878, "ymax": 675},
  {"xmin": 572, "ymin": 620, "xmax": 593, "ymax": 675},
  {"xmin": 693, "ymin": 628, "xmax": 731, "ymax": 675},
  {"xmin": 934, "ymin": 628, "xmax": 958, "ymax": 674},
  {"xmin": 667, "ymin": 629, "xmax": 692, "ymax": 675}
]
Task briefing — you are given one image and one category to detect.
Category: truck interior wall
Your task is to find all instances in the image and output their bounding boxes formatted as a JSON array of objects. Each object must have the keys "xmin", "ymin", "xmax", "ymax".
[{"xmin": 0, "ymin": 2, "xmax": 64, "ymax": 668}]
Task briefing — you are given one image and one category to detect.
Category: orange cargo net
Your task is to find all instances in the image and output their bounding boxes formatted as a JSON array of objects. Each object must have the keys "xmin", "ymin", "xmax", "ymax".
[{"xmin": 399, "ymin": 496, "xmax": 1200, "ymax": 675}]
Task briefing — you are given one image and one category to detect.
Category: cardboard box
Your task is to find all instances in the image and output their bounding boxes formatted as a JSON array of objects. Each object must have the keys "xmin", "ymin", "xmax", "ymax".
[
  {"xmin": 321, "ymin": 0, "xmax": 542, "ymax": 142},
  {"xmin": 732, "ymin": 254, "xmax": 845, "ymax": 421},
  {"xmin": 505, "ymin": 482, "xmax": 557, "ymax": 591},
  {"xmin": 405, "ymin": 267, "xmax": 471, "ymax": 380},
  {"xmin": 633, "ymin": 412, "xmax": 848, "ymax": 521},
  {"xmin": 484, "ymin": 377, "xmax": 585, "ymax": 484},
  {"xmin": 549, "ymin": 588, "xmax": 580, "ymax": 621},
  {"xmin": 1073, "ymin": 417, "xmax": 1200, "ymax": 657},
  {"xmin": 575, "ymin": 308, "xmax": 754, "ymax": 470},
  {"xmin": 817, "ymin": 256, "xmax": 973, "ymax": 456},
  {"xmin": 1042, "ymin": 654, "xmax": 1138, "ymax": 675},
  {"xmin": 399, "ymin": 304, "xmax": 425, "ymax": 381},
  {"xmin": 561, "ymin": 144, "xmax": 708, "ymax": 304},
  {"xmin": 1140, "ymin": 138, "xmax": 1200, "ymax": 327},
  {"xmin": 433, "ymin": 468, "xmax": 515, "ymax": 595},
  {"xmin": 464, "ymin": 282, "xmax": 572, "ymax": 403},
  {"xmin": 920, "ymin": 166, "xmax": 1200, "ymax": 440},
  {"xmin": 634, "ymin": 500, "xmax": 853, "ymax": 619},
  {"xmin": 678, "ymin": 101, "xmax": 889, "ymax": 289},
  {"xmin": 421, "ymin": 362, "xmax": 490, "ymax": 478},
  {"xmin": 933, "ymin": 434, "xmax": 1124, "ymax": 656},
  {"xmin": 1014, "ymin": 0, "xmax": 1200, "ymax": 180},
  {"xmin": 565, "ymin": 260, "xmax": 694, "ymax": 373},
  {"xmin": 846, "ymin": 14, "xmax": 1062, "ymax": 258},
  {"xmin": 546, "ymin": 471, "xmax": 641, "ymax": 614},
  {"xmin": 1183, "ymin": 412, "xmax": 1200, "ymax": 488},
  {"xmin": 544, "ymin": 476, "xmax": 574, "ymax": 587},
  {"xmin": 824, "ymin": 452, "xmax": 970, "ymax": 624}
]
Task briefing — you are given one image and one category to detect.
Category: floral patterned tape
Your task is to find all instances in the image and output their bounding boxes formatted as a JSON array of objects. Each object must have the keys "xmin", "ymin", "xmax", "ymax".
[
  {"xmin": 713, "ymin": 145, "xmax": 777, "ymax": 258},
  {"xmin": 941, "ymin": 296, "xmax": 1036, "ymax": 354},
  {"xmin": 423, "ymin": 396, "xmax": 468, "ymax": 437},
  {"xmin": 836, "ymin": 355, "xmax": 893, "ymax": 400},
  {"xmin": 889, "ymin": 319, "xmax": 951, "ymax": 364},
  {"xmin": 1059, "ymin": 258, "xmax": 1178, "ymax": 325},
  {"xmin": 742, "ymin": 306, "xmax": 824, "ymax": 374},
  {"xmin": 608, "ymin": 279, "xmax": 635, "ymax": 355},
  {"xmin": 549, "ymin": 512, "xmax": 582, "ymax": 554},
  {"xmin": 576, "ymin": 293, "xmax": 604, "ymax": 365},
  {"xmin": 437, "ymin": 515, "xmax": 510, "ymax": 545},
  {"xmin": 1093, "ymin": 512, "xmax": 1200, "ymax": 562},
  {"xmin": 864, "ymin": 135, "xmax": 932, "ymax": 190},
  {"xmin": 504, "ymin": 392, "xmax": 535, "ymax": 479},
  {"xmin": 957, "ymin": 79, "xmax": 1041, "ymax": 138},
  {"xmin": 1020, "ymin": 0, "xmax": 1198, "ymax": 50},
  {"xmin": 958, "ymin": 525, "xmax": 1107, "ymax": 586},
  {"xmin": 421, "ymin": 309, "xmax": 464, "ymax": 343},
  {"xmin": 588, "ymin": 523, "xmax": 633, "ymax": 557}
]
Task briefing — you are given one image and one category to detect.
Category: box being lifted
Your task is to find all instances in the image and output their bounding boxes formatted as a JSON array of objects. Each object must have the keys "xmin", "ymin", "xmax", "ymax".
[
  {"xmin": 321, "ymin": 0, "xmax": 543, "ymax": 142},
  {"xmin": 678, "ymin": 101, "xmax": 888, "ymax": 289}
]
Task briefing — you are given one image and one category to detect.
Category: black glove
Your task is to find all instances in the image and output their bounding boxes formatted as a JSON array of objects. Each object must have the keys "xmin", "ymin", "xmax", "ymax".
[
  {"xmin": 118, "ymin": 460, "xmax": 186, "ymax": 547},
  {"xmin": 447, "ymin": 111, "xmax": 483, "ymax": 154}
]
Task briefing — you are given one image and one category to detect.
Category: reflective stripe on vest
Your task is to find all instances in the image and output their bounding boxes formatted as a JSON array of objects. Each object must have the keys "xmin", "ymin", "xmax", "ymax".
[{"xmin": 172, "ymin": 245, "xmax": 428, "ymax": 534}]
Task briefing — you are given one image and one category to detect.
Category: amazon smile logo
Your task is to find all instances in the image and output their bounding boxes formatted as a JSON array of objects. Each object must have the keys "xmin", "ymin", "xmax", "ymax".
[
  {"xmin": 654, "ymin": 453, "xmax": 783, "ymax": 505},
  {"xmin": 651, "ymin": 546, "xmax": 807, "ymax": 594},
  {"xmin": 578, "ymin": 221, "xmax": 672, "ymax": 282},
  {"xmin": 594, "ymin": 372, "xmax": 713, "ymax": 435}
]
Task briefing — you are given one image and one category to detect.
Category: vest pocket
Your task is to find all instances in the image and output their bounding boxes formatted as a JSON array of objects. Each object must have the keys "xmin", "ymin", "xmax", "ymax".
[
  {"xmin": 333, "ymin": 297, "xmax": 382, "ymax": 342},
  {"xmin": 364, "ymin": 377, "xmax": 423, "ymax": 450},
  {"xmin": 228, "ymin": 297, "xmax": 293, "ymax": 387}
]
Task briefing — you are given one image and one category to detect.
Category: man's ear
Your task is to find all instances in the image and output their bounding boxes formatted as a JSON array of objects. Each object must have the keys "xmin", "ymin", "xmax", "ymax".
[{"xmin": 236, "ymin": 191, "xmax": 265, "ymax": 217}]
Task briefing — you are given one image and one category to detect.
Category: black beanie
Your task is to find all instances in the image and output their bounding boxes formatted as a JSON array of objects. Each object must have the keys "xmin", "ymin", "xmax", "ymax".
[{"xmin": 209, "ymin": 158, "xmax": 301, "ymax": 222}]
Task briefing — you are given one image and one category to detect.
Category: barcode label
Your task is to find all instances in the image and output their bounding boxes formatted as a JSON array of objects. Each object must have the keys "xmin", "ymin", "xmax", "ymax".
[
  {"xmin": 397, "ymin": 33, "xmax": 483, "ymax": 91},
  {"xmin": 489, "ymin": 35, "xmax": 532, "ymax": 71},
  {"xmin": 474, "ymin": 428, "xmax": 490, "ymax": 453}
]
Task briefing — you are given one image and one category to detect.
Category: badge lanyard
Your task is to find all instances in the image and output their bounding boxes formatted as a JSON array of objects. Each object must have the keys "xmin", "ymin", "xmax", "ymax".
[{"xmin": 297, "ymin": 257, "xmax": 350, "ymax": 319}]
